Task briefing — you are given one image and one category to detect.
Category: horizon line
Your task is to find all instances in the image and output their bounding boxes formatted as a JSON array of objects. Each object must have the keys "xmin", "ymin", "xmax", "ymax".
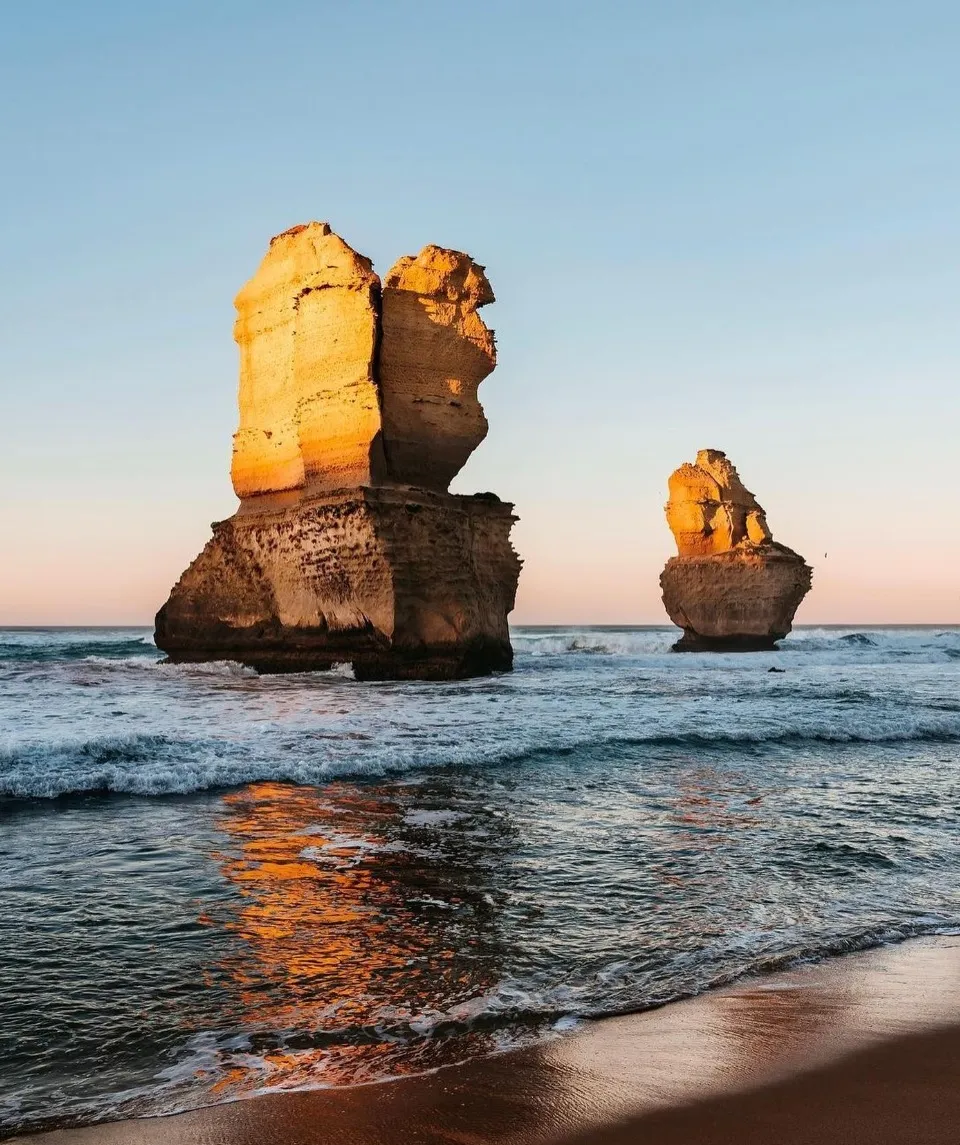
[{"xmin": 2, "ymin": 622, "xmax": 958, "ymax": 631}]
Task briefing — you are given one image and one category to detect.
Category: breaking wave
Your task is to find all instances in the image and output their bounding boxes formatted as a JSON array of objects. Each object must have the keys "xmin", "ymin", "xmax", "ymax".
[
  {"xmin": 510, "ymin": 626, "xmax": 960, "ymax": 661},
  {"xmin": 3, "ymin": 715, "xmax": 960, "ymax": 800}
]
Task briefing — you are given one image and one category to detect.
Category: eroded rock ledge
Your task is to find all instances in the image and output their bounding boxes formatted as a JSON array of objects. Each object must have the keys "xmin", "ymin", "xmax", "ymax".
[
  {"xmin": 155, "ymin": 223, "xmax": 520, "ymax": 680},
  {"xmin": 660, "ymin": 450, "xmax": 812, "ymax": 651}
]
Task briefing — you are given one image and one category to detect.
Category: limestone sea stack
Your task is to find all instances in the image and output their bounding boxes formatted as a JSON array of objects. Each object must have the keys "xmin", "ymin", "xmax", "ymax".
[
  {"xmin": 155, "ymin": 223, "xmax": 521, "ymax": 680},
  {"xmin": 659, "ymin": 450, "xmax": 812, "ymax": 651}
]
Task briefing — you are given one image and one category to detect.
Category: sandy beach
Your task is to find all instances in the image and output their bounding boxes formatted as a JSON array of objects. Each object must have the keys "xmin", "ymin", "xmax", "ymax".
[{"xmin": 15, "ymin": 934, "xmax": 960, "ymax": 1145}]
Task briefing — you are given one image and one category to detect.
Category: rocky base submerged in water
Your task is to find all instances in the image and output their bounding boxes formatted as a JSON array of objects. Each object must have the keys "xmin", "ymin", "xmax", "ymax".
[
  {"xmin": 156, "ymin": 487, "xmax": 519, "ymax": 680},
  {"xmin": 155, "ymin": 223, "xmax": 521, "ymax": 679},
  {"xmin": 660, "ymin": 450, "xmax": 812, "ymax": 652}
]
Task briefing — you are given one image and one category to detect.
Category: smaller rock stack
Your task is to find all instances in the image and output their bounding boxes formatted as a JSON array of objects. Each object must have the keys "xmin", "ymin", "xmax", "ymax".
[{"xmin": 659, "ymin": 450, "xmax": 812, "ymax": 651}]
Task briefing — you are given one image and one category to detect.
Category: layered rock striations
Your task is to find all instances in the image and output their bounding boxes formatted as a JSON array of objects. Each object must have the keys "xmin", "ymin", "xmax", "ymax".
[
  {"xmin": 155, "ymin": 223, "xmax": 521, "ymax": 680},
  {"xmin": 660, "ymin": 450, "xmax": 812, "ymax": 651}
]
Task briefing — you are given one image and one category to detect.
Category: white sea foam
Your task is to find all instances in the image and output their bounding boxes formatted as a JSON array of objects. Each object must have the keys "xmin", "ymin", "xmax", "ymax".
[
  {"xmin": 2, "ymin": 703, "xmax": 960, "ymax": 800},
  {"xmin": 511, "ymin": 629, "xmax": 676, "ymax": 657},
  {"xmin": 1, "ymin": 624, "xmax": 959, "ymax": 801},
  {"xmin": 77, "ymin": 656, "xmax": 256, "ymax": 677},
  {"xmin": 403, "ymin": 808, "xmax": 466, "ymax": 827},
  {"xmin": 300, "ymin": 833, "xmax": 409, "ymax": 866},
  {"xmin": 509, "ymin": 625, "xmax": 960, "ymax": 663}
]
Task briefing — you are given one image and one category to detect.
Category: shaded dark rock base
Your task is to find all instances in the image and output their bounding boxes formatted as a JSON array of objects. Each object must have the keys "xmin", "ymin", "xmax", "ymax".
[
  {"xmin": 671, "ymin": 631, "xmax": 784, "ymax": 653},
  {"xmin": 159, "ymin": 636, "xmax": 513, "ymax": 681}
]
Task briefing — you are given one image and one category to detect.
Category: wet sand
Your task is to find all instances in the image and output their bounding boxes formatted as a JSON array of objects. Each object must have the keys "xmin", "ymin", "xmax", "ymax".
[{"xmin": 17, "ymin": 935, "xmax": 960, "ymax": 1144}]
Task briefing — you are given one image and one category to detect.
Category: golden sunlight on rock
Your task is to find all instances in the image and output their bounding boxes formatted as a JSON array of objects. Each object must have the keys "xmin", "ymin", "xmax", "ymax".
[
  {"xmin": 379, "ymin": 246, "xmax": 497, "ymax": 490},
  {"xmin": 665, "ymin": 449, "xmax": 772, "ymax": 558},
  {"xmin": 155, "ymin": 223, "xmax": 521, "ymax": 679},
  {"xmin": 230, "ymin": 223, "xmax": 383, "ymax": 497},
  {"xmin": 660, "ymin": 450, "xmax": 812, "ymax": 651}
]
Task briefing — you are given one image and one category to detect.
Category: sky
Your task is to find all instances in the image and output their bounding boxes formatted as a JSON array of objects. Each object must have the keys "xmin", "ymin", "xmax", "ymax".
[{"xmin": 1, "ymin": 0, "xmax": 958, "ymax": 625}]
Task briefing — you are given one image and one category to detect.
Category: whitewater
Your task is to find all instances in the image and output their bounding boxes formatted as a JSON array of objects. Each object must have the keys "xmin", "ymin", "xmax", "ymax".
[
  {"xmin": 1, "ymin": 625, "xmax": 958, "ymax": 1136},
  {"xmin": 2, "ymin": 625, "xmax": 959, "ymax": 799}
]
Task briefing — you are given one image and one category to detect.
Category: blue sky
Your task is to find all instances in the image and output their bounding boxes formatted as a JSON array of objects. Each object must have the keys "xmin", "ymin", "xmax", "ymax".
[{"xmin": 2, "ymin": 0, "xmax": 958, "ymax": 623}]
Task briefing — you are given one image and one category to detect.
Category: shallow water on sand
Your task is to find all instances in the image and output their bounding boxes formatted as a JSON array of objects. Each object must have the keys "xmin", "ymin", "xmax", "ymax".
[{"xmin": 1, "ymin": 625, "xmax": 958, "ymax": 1135}]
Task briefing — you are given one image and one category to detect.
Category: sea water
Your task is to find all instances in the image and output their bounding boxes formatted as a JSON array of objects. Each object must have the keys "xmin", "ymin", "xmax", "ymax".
[{"xmin": 1, "ymin": 625, "xmax": 958, "ymax": 1136}]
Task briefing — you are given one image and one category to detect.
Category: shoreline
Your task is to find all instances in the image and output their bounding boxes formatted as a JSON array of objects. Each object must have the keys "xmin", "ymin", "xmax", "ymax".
[{"xmin": 13, "ymin": 933, "xmax": 960, "ymax": 1144}]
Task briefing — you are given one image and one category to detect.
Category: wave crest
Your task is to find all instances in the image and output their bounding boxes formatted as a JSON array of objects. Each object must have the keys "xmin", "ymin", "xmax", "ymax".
[
  {"xmin": 510, "ymin": 626, "xmax": 960, "ymax": 661},
  {"xmin": 3, "ymin": 719, "xmax": 959, "ymax": 801}
]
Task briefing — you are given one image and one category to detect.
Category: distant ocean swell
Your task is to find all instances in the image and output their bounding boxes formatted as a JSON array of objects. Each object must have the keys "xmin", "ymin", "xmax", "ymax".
[
  {"xmin": 3, "ymin": 716, "xmax": 960, "ymax": 799},
  {"xmin": 0, "ymin": 635, "xmax": 157, "ymax": 663}
]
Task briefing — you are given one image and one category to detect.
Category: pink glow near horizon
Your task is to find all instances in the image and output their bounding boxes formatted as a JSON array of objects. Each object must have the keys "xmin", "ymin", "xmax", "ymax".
[{"xmin": 2, "ymin": 490, "xmax": 956, "ymax": 627}]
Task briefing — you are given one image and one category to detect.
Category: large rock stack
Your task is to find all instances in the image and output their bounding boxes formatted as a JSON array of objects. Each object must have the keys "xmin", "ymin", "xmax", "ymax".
[
  {"xmin": 660, "ymin": 449, "xmax": 812, "ymax": 651},
  {"xmin": 155, "ymin": 223, "xmax": 521, "ymax": 679}
]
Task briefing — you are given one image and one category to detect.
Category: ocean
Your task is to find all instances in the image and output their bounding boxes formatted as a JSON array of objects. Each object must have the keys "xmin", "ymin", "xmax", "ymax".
[{"xmin": 1, "ymin": 624, "xmax": 958, "ymax": 1138}]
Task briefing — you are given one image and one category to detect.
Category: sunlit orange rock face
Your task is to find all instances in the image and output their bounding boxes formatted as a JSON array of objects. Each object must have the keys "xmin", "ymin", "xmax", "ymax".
[
  {"xmin": 666, "ymin": 449, "xmax": 772, "ymax": 557},
  {"xmin": 231, "ymin": 223, "xmax": 384, "ymax": 497},
  {"xmin": 229, "ymin": 229, "xmax": 498, "ymax": 498},
  {"xmin": 155, "ymin": 223, "xmax": 520, "ymax": 679},
  {"xmin": 660, "ymin": 450, "xmax": 812, "ymax": 651},
  {"xmin": 379, "ymin": 246, "xmax": 496, "ymax": 490}
]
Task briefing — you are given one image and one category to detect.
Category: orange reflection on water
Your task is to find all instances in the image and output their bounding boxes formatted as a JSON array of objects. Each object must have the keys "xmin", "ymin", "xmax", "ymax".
[
  {"xmin": 207, "ymin": 780, "xmax": 498, "ymax": 1094},
  {"xmin": 645, "ymin": 765, "xmax": 767, "ymax": 897},
  {"xmin": 671, "ymin": 766, "xmax": 766, "ymax": 830}
]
